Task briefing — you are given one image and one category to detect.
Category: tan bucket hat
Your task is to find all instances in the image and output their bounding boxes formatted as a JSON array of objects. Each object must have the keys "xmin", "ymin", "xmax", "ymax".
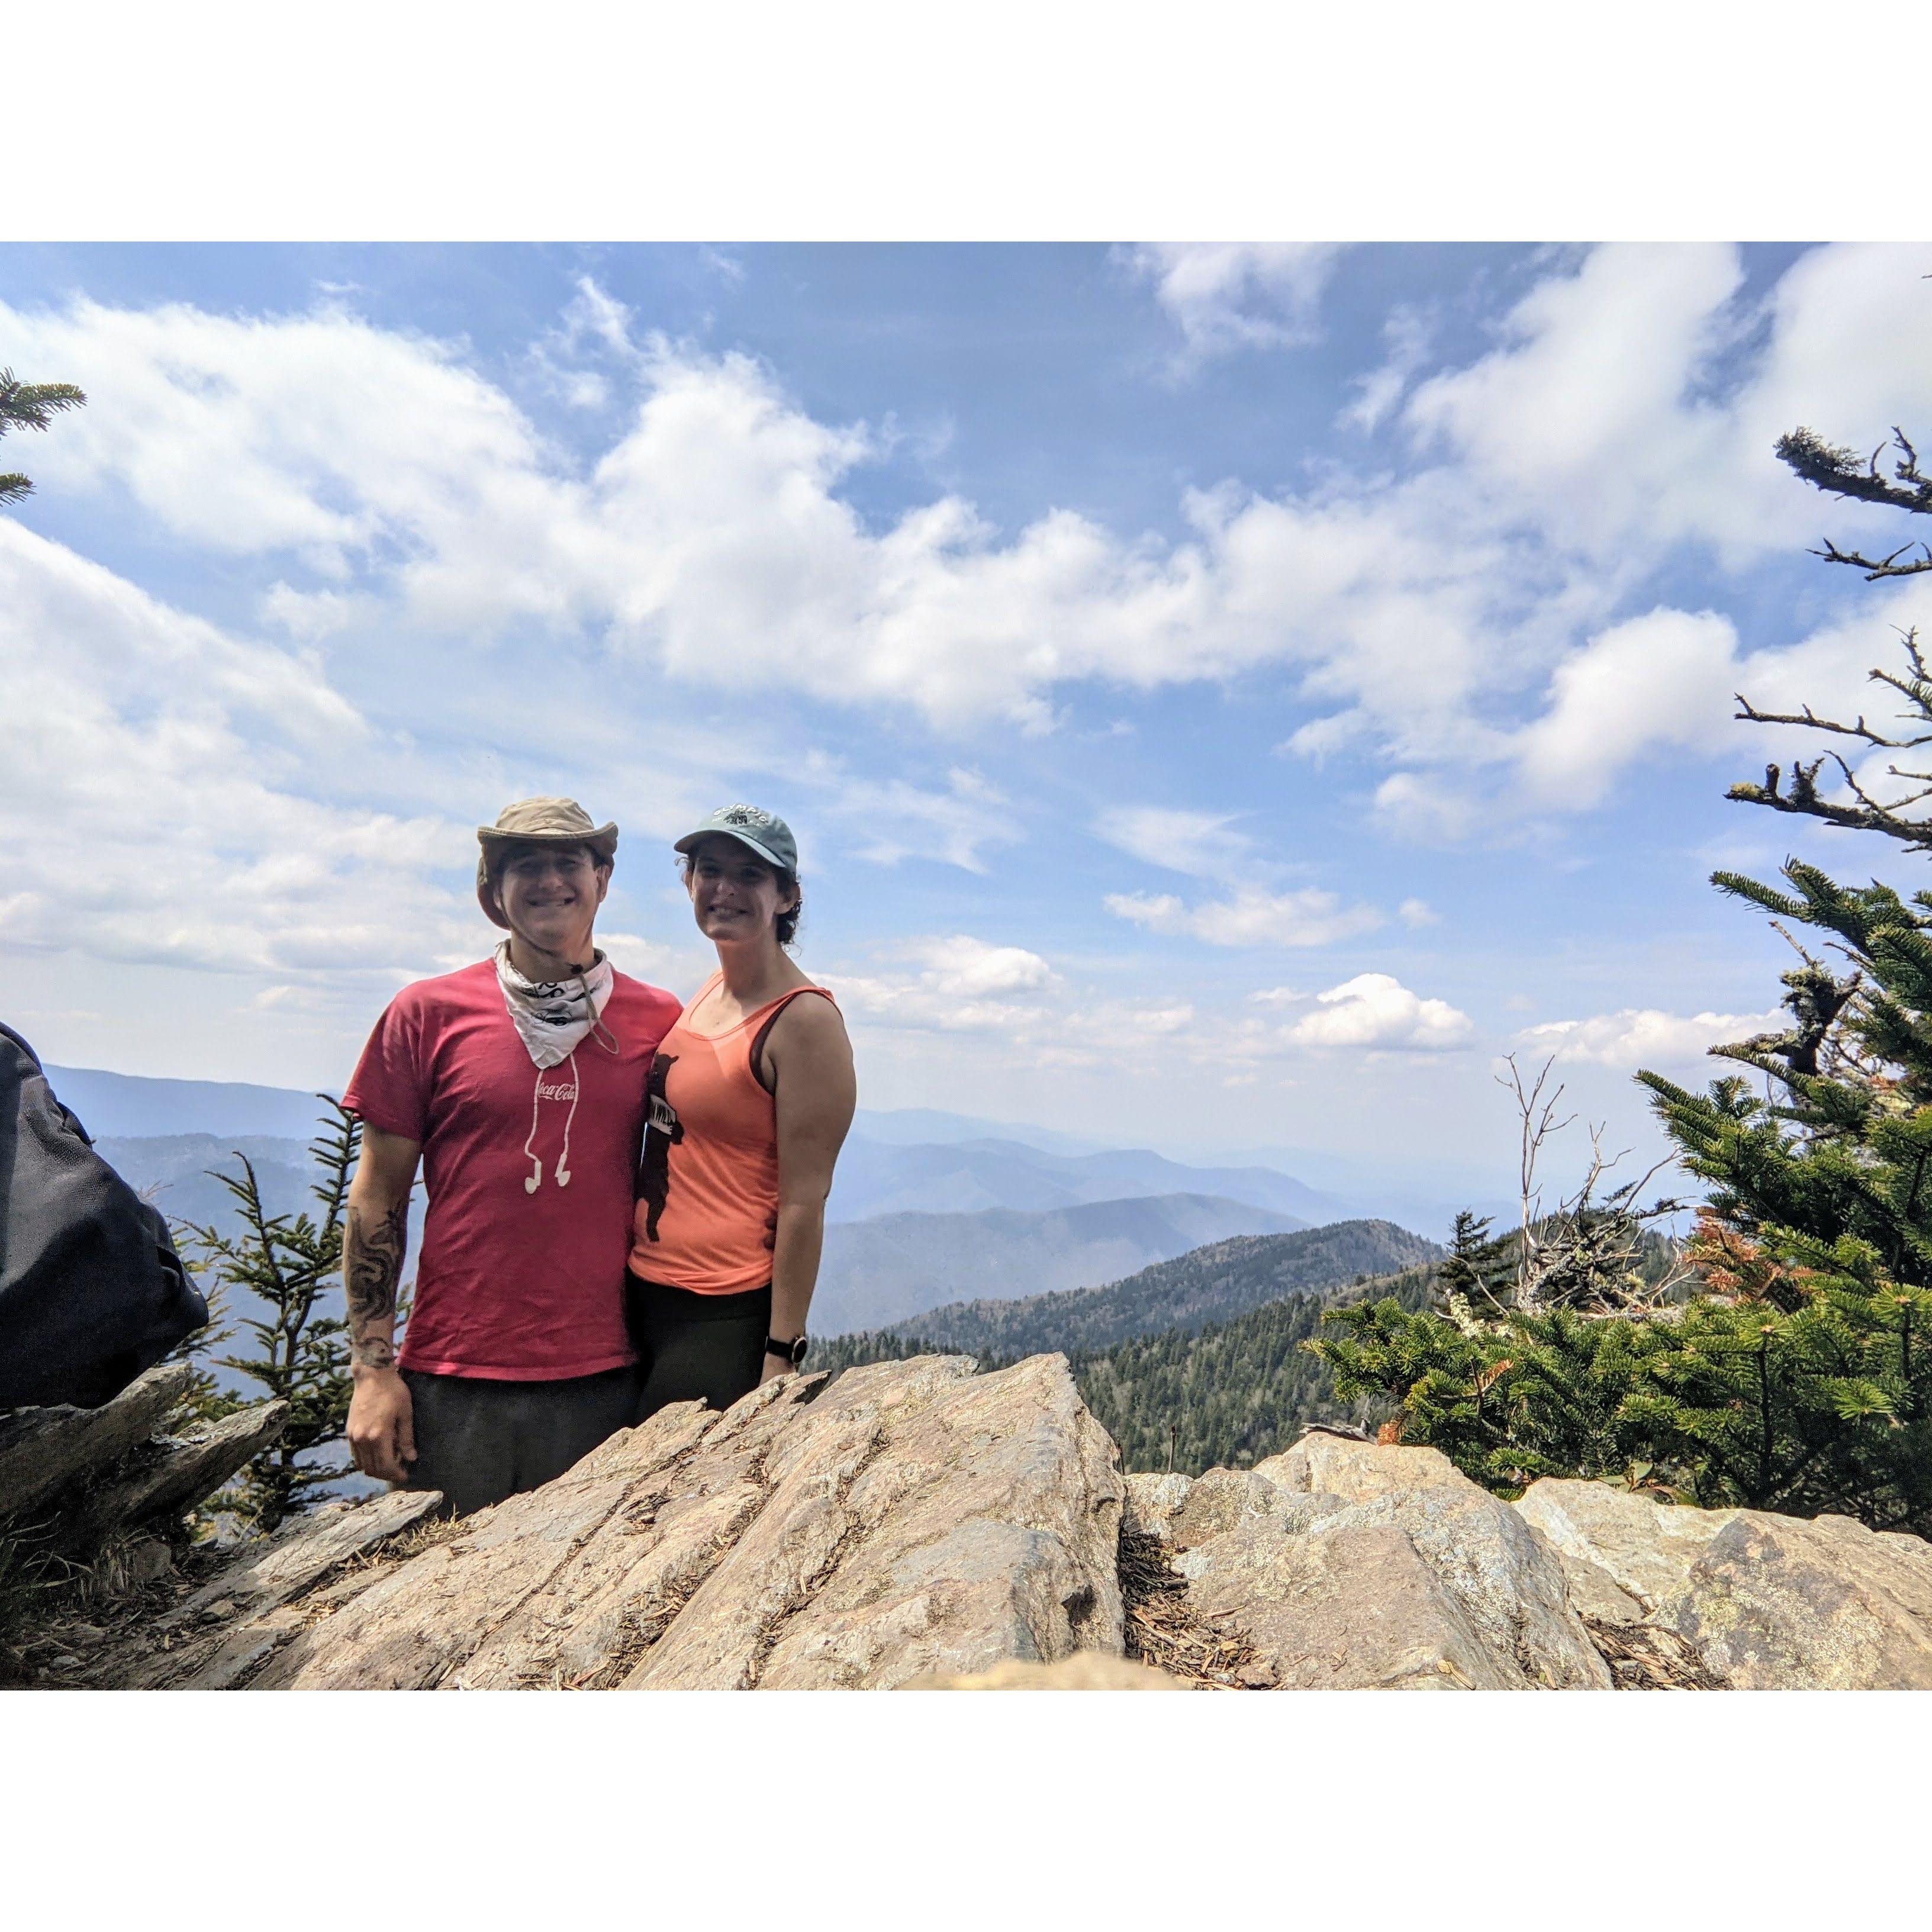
[{"xmin": 475, "ymin": 797, "xmax": 619, "ymax": 928}]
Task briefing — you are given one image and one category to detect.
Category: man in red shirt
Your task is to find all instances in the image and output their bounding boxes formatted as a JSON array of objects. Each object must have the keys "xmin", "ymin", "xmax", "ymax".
[{"xmin": 341, "ymin": 797, "xmax": 681, "ymax": 1515}]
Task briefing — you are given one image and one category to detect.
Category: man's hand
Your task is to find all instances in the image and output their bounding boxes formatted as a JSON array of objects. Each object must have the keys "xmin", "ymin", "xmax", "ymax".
[
  {"xmin": 759, "ymin": 1350, "xmax": 794, "ymax": 1387},
  {"xmin": 347, "ymin": 1367, "xmax": 417, "ymax": 1484}
]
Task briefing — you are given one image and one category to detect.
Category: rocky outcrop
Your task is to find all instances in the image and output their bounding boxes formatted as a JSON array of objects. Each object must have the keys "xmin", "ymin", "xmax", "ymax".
[
  {"xmin": 28, "ymin": 1350, "xmax": 1932, "ymax": 1692},
  {"xmin": 1516, "ymin": 1479, "xmax": 1932, "ymax": 1690},
  {"xmin": 1126, "ymin": 1437, "xmax": 1612, "ymax": 1690},
  {"xmin": 94, "ymin": 1353, "xmax": 1125, "ymax": 1691}
]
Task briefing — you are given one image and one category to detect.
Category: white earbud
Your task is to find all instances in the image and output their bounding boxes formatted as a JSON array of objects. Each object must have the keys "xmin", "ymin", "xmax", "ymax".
[
  {"xmin": 525, "ymin": 1162, "xmax": 543, "ymax": 1194},
  {"xmin": 555, "ymin": 1164, "xmax": 571, "ymax": 1187}
]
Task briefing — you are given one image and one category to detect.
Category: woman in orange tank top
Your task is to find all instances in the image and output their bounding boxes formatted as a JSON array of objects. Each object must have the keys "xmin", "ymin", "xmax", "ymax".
[{"xmin": 627, "ymin": 805, "xmax": 856, "ymax": 1421}]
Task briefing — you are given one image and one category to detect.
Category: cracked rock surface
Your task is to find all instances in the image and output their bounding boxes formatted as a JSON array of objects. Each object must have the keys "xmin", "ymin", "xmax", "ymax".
[
  {"xmin": 1125, "ymin": 1437, "xmax": 1613, "ymax": 1690},
  {"xmin": 107, "ymin": 1353, "xmax": 1125, "ymax": 1691},
  {"xmin": 1516, "ymin": 1479, "xmax": 1932, "ymax": 1690}
]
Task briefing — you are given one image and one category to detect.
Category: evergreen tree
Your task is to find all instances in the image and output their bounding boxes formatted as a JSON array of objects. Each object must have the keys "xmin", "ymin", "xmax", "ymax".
[
  {"xmin": 1311, "ymin": 407, "xmax": 1932, "ymax": 1536},
  {"xmin": 176, "ymin": 1102, "xmax": 365, "ymax": 1533},
  {"xmin": 0, "ymin": 368, "xmax": 87, "ymax": 505},
  {"xmin": 1438, "ymin": 1210, "xmax": 1518, "ymax": 1318},
  {"xmin": 1631, "ymin": 414, "xmax": 1932, "ymax": 1532}
]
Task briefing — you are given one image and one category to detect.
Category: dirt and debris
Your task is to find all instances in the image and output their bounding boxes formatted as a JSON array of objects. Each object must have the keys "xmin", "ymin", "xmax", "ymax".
[{"xmin": 1118, "ymin": 1525, "xmax": 1274, "ymax": 1689}]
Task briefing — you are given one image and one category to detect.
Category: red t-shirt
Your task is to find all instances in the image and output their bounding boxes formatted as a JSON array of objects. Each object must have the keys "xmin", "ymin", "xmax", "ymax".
[{"xmin": 342, "ymin": 959, "xmax": 682, "ymax": 1382}]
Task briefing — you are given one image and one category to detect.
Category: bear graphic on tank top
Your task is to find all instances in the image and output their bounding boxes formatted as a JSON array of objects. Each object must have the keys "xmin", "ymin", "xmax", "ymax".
[{"xmin": 637, "ymin": 1052, "xmax": 682, "ymax": 1241}]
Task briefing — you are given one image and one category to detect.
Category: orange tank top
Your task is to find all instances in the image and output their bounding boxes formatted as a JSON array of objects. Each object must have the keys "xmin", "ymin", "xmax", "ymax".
[{"xmin": 627, "ymin": 973, "xmax": 839, "ymax": 1295}]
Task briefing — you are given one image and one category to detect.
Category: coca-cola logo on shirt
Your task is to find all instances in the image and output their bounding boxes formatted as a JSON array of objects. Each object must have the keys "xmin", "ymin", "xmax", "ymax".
[{"xmin": 536, "ymin": 1078, "xmax": 579, "ymax": 1103}]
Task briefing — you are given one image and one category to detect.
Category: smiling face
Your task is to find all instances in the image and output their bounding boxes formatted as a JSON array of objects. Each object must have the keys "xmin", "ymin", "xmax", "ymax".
[
  {"xmin": 685, "ymin": 835, "xmax": 797, "ymax": 947},
  {"xmin": 494, "ymin": 842, "xmax": 609, "ymax": 963}
]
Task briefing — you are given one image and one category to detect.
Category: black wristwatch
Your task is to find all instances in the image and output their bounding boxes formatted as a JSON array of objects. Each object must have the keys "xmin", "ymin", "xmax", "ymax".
[{"xmin": 765, "ymin": 1333, "xmax": 808, "ymax": 1367}]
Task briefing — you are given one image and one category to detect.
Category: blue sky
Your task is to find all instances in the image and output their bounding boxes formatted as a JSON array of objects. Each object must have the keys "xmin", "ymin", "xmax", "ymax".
[{"xmin": 5, "ymin": 241, "xmax": 1931, "ymax": 1197}]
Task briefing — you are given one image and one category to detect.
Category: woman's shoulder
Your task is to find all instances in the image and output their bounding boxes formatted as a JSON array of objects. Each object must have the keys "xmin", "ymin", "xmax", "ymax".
[{"xmin": 767, "ymin": 980, "xmax": 848, "ymax": 1044}]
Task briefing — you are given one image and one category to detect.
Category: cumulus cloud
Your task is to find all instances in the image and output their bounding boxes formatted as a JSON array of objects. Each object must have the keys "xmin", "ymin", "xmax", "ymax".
[
  {"xmin": 827, "ymin": 936, "xmax": 1058, "ymax": 1033},
  {"xmin": 1105, "ymin": 886, "xmax": 1384, "ymax": 948},
  {"xmin": 8, "ymin": 244, "xmax": 1931, "ymax": 821},
  {"xmin": 1281, "ymin": 973, "xmax": 1474, "ymax": 1051},
  {"xmin": 1512, "ymin": 607, "xmax": 1744, "ymax": 808},
  {"xmin": 900, "ymin": 936, "xmax": 1058, "ymax": 998},
  {"xmin": 0, "ymin": 519, "xmax": 476, "ymax": 980},
  {"xmin": 1518, "ymin": 1006, "xmax": 1785, "ymax": 1069},
  {"xmin": 1120, "ymin": 243, "xmax": 1344, "ymax": 359}
]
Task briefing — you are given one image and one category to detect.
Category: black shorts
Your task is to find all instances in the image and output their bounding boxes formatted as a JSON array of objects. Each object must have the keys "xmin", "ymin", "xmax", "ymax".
[
  {"xmin": 626, "ymin": 1273, "xmax": 772, "ymax": 1424},
  {"xmin": 401, "ymin": 1363, "xmax": 640, "ymax": 1517}
]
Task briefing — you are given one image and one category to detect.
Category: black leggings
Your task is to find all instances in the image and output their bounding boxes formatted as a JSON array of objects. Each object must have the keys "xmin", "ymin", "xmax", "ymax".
[{"xmin": 627, "ymin": 1273, "xmax": 771, "ymax": 1423}]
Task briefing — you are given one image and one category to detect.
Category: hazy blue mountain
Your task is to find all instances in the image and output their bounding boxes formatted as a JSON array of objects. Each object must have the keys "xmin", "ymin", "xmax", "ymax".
[
  {"xmin": 44, "ymin": 1064, "xmax": 1368, "ymax": 1228},
  {"xmin": 46, "ymin": 1064, "xmax": 334, "ymax": 1140},
  {"xmin": 814, "ymin": 1193, "xmax": 1306, "ymax": 1335},
  {"xmin": 855, "ymin": 1219, "xmax": 1442, "ymax": 1357},
  {"xmin": 97, "ymin": 1134, "xmax": 321, "ymax": 1226},
  {"xmin": 826, "ymin": 1135, "xmax": 1346, "ymax": 1223},
  {"xmin": 849, "ymin": 1108, "xmax": 1103, "ymax": 1155}
]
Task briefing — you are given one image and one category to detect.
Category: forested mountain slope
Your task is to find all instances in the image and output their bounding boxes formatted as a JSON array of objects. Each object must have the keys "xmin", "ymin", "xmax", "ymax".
[
  {"xmin": 816, "ymin": 1258, "xmax": 1444, "ymax": 1477},
  {"xmin": 814, "ymin": 1193, "xmax": 1310, "ymax": 1334},
  {"xmin": 1077, "ymin": 1263, "xmax": 1439, "ymax": 1473},
  {"xmin": 851, "ymin": 1219, "xmax": 1440, "ymax": 1357}
]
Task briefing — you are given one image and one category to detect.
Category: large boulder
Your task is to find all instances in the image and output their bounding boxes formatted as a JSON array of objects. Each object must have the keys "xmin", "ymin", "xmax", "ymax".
[
  {"xmin": 1151, "ymin": 1434, "xmax": 1612, "ymax": 1690},
  {"xmin": 110, "ymin": 1353, "xmax": 1126, "ymax": 1691},
  {"xmin": 1516, "ymin": 1479, "xmax": 1932, "ymax": 1690}
]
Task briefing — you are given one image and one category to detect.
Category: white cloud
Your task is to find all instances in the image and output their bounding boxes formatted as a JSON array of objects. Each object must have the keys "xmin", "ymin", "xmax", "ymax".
[
  {"xmin": 1094, "ymin": 804, "xmax": 1251, "ymax": 880},
  {"xmin": 900, "ymin": 936, "xmax": 1057, "ymax": 998},
  {"xmin": 1121, "ymin": 243, "xmax": 1344, "ymax": 359},
  {"xmin": 826, "ymin": 935, "xmax": 1058, "ymax": 1034},
  {"xmin": 1371, "ymin": 771, "xmax": 1480, "ymax": 842},
  {"xmin": 1518, "ymin": 1006, "xmax": 1785, "ymax": 1069},
  {"xmin": 1398, "ymin": 898, "xmax": 1440, "ymax": 928},
  {"xmin": 1512, "ymin": 607, "xmax": 1744, "ymax": 808},
  {"xmin": 597, "ymin": 930, "xmax": 680, "ymax": 978},
  {"xmin": 1340, "ymin": 304, "xmax": 1434, "ymax": 433},
  {"xmin": 803, "ymin": 759, "xmax": 1019, "ymax": 873},
  {"xmin": 0, "ymin": 520, "xmax": 476, "ymax": 979},
  {"xmin": 9, "ymin": 246, "xmax": 1931, "ymax": 820},
  {"xmin": 1105, "ymin": 886, "xmax": 1384, "ymax": 948},
  {"xmin": 1283, "ymin": 973, "xmax": 1474, "ymax": 1051}
]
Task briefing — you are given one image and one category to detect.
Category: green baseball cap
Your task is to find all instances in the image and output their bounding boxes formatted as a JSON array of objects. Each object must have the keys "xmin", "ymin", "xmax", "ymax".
[{"xmin": 674, "ymin": 803, "xmax": 797, "ymax": 873}]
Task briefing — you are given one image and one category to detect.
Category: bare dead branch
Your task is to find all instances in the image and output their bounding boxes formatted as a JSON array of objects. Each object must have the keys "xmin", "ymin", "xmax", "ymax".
[{"xmin": 1732, "ymin": 694, "xmax": 1921, "ymax": 749}]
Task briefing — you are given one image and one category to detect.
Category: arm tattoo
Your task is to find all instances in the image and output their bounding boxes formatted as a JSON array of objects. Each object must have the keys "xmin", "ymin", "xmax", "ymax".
[
  {"xmin": 346, "ymin": 1198, "xmax": 407, "ymax": 1334},
  {"xmin": 350, "ymin": 1335, "xmax": 397, "ymax": 1370}
]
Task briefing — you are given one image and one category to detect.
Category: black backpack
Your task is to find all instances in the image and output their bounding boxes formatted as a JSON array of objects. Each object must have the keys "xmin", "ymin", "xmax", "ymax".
[{"xmin": 0, "ymin": 1025, "xmax": 207, "ymax": 1409}]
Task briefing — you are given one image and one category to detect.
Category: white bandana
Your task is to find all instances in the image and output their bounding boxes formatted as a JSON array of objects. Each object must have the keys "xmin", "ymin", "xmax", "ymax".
[{"xmin": 494, "ymin": 942, "xmax": 615, "ymax": 1069}]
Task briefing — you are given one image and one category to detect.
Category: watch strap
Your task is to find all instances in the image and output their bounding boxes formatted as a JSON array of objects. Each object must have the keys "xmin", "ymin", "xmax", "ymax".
[{"xmin": 765, "ymin": 1333, "xmax": 807, "ymax": 1366}]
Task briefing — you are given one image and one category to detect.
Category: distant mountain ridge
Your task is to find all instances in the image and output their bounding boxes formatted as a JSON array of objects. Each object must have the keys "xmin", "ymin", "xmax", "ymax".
[
  {"xmin": 96, "ymin": 1135, "xmax": 320, "ymax": 1228},
  {"xmin": 44, "ymin": 1065, "xmax": 335, "ymax": 1139},
  {"xmin": 841, "ymin": 1219, "xmax": 1442, "ymax": 1357},
  {"xmin": 814, "ymin": 1193, "xmax": 1309, "ymax": 1335},
  {"xmin": 826, "ymin": 1135, "xmax": 1345, "ymax": 1223}
]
